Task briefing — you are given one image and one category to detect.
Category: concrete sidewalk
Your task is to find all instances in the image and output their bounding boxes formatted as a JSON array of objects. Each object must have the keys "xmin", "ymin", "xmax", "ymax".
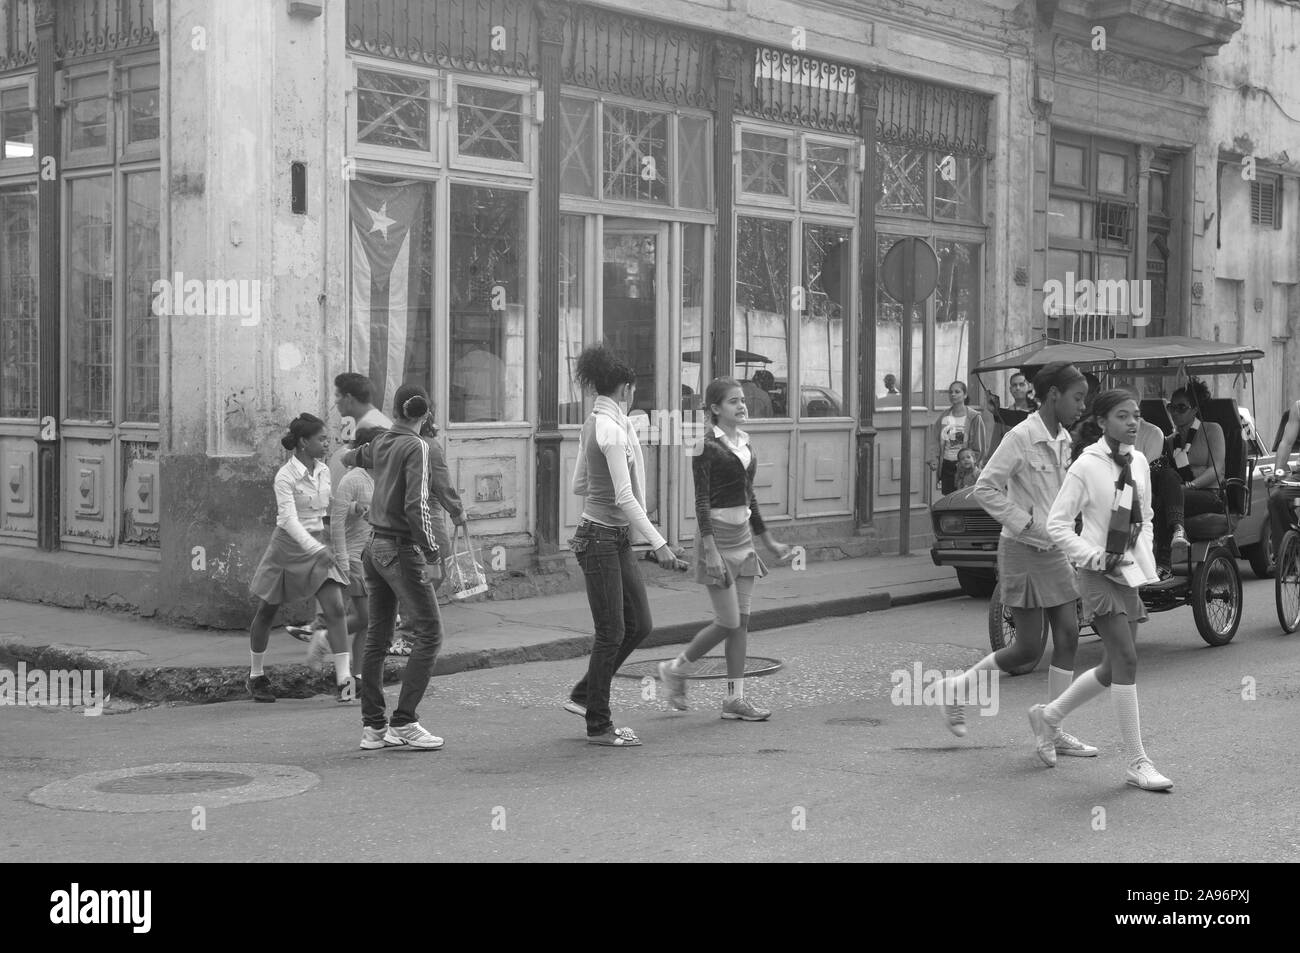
[{"xmin": 0, "ymin": 553, "xmax": 963, "ymax": 704}]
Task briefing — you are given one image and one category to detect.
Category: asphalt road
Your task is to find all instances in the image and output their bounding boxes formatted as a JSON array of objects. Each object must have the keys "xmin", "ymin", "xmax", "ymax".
[{"xmin": 3, "ymin": 577, "xmax": 1297, "ymax": 863}]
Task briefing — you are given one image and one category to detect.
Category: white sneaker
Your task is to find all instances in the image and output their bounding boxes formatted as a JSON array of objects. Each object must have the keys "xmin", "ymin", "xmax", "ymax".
[
  {"xmin": 386, "ymin": 722, "xmax": 444, "ymax": 750},
  {"xmin": 1027, "ymin": 704, "xmax": 1059, "ymax": 767},
  {"xmin": 1126, "ymin": 758, "xmax": 1173, "ymax": 791},
  {"xmin": 359, "ymin": 725, "xmax": 403, "ymax": 750},
  {"xmin": 1170, "ymin": 527, "xmax": 1190, "ymax": 562},
  {"xmin": 1055, "ymin": 731, "xmax": 1099, "ymax": 757},
  {"xmin": 939, "ymin": 678, "xmax": 967, "ymax": 737}
]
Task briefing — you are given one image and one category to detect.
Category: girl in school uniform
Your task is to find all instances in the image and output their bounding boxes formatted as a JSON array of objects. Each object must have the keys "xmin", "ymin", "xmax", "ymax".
[
  {"xmin": 657, "ymin": 377, "xmax": 793, "ymax": 721},
  {"xmin": 1033, "ymin": 389, "xmax": 1171, "ymax": 792},
  {"xmin": 247, "ymin": 413, "xmax": 353, "ymax": 703}
]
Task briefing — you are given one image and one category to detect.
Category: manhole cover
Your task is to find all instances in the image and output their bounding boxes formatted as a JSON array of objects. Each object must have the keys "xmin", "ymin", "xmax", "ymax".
[
  {"xmin": 96, "ymin": 771, "xmax": 253, "ymax": 795},
  {"xmin": 616, "ymin": 656, "xmax": 783, "ymax": 680},
  {"xmin": 825, "ymin": 717, "xmax": 883, "ymax": 727},
  {"xmin": 29, "ymin": 762, "xmax": 319, "ymax": 814}
]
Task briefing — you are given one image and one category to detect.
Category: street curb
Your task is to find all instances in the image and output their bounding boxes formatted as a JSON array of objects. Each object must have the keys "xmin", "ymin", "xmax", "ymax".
[{"xmin": 0, "ymin": 585, "xmax": 964, "ymax": 705}]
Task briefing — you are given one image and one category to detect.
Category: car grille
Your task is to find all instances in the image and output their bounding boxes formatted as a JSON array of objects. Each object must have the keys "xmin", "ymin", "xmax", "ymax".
[{"xmin": 961, "ymin": 513, "xmax": 1002, "ymax": 536}]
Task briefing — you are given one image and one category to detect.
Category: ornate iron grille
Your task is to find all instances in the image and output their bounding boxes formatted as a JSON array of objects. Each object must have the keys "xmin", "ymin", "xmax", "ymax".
[
  {"xmin": 57, "ymin": 0, "xmax": 158, "ymax": 60},
  {"xmin": 736, "ymin": 46, "xmax": 857, "ymax": 135},
  {"xmin": 877, "ymin": 74, "xmax": 989, "ymax": 158},
  {"xmin": 1094, "ymin": 200, "xmax": 1133, "ymax": 245},
  {"xmin": 1, "ymin": 0, "xmax": 37, "ymax": 72},
  {"xmin": 347, "ymin": 0, "xmax": 538, "ymax": 79},
  {"xmin": 560, "ymin": 3, "xmax": 714, "ymax": 109}
]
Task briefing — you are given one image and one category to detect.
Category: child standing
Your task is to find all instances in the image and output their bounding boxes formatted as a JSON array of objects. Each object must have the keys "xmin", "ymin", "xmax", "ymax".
[{"xmin": 954, "ymin": 447, "xmax": 982, "ymax": 490}]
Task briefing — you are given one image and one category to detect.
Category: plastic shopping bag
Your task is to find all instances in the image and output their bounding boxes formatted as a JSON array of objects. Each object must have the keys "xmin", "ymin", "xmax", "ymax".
[{"xmin": 448, "ymin": 524, "xmax": 490, "ymax": 600}]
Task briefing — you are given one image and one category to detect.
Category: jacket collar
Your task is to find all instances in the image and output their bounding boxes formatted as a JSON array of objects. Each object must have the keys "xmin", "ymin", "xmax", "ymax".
[
  {"xmin": 1027, "ymin": 411, "xmax": 1071, "ymax": 446},
  {"xmin": 712, "ymin": 424, "xmax": 749, "ymax": 450},
  {"xmin": 285, "ymin": 454, "xmax": 324, "ymax": 480}
]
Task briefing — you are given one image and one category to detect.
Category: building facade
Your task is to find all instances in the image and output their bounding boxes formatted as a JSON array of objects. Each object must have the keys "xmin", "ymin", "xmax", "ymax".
[{"xmin": 2, "ymin": 0, "xmax": 1287, "ymax": 628}]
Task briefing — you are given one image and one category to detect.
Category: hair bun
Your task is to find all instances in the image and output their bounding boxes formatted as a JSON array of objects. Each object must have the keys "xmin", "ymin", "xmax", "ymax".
[
  {"xmin": 280, "ymin": 433, "xmax": 297, "ymax": 450},
  {"xmin": 402, "ymin": 395, "xmax": 429, "ymax": 418}
]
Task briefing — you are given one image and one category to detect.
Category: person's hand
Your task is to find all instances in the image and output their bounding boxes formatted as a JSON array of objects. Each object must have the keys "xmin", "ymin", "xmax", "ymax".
[
  {"xmin": 452, "ymin": 512, "xmax": 468, "ymax": 528},
  {"xmin": 766, "ymin": 539, "xmax": 794, "ymax": 564},
  {"xmin": 703, "ymin": 550, "xmax": 729, "ymax": 586},
  {"xmin": 653, "ymin": 544, "xmax": 680, "ymax": 570},
  {"xmin": 1103, "ymin": 552, "xmax": 1132, "ymax": 573},
  {"xmin": 351, "ymin": 500, "xmax": 370, "ymax": 519}
]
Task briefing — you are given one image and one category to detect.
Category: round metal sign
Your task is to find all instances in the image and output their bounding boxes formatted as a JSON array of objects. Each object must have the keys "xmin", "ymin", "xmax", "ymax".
[{"xmin": 880, "ymin": 237, "xmax": 939, "ymax": 302}]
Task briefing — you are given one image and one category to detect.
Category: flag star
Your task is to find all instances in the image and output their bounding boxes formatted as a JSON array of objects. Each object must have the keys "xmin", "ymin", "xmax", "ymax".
[{"xmin": 366, "ymin": 202, "xmax": 396, "ymax": 239}]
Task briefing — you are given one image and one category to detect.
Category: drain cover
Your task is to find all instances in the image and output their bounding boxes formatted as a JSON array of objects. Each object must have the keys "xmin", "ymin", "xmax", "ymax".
[
  {"xmin": 30, "ymin": 762, "xmax": 319, "ymax": 814},
  {"xmin": 616, "ymin": 656, "xmax": 783, "ymax": 680}
]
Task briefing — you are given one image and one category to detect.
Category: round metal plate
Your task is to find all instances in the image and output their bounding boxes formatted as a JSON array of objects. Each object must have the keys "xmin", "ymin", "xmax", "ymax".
[
  {"xmin": 615, "ymin": 656, "xmax": 783, "ymax": 680},
  {"xmin": 29, "ymin": 762, "xmax": 319, "ymax": 813},
  {"xmin": 96, "ymin": 771, "xmax": 254, "ymax": 795}
]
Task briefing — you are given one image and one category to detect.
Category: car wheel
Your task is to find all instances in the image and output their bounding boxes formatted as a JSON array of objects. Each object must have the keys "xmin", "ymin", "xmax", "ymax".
[
  {"xmin": 956, "ymin": 568, "xmax": 996, "ymax": 599},
  {"xmin": 1247, "ymin": 520, "xmax": 1275, "ymax": 579}
]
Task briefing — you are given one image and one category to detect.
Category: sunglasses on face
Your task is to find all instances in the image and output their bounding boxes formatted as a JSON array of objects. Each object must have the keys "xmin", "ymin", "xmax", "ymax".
[{"xmin": 1169, "ymin": 403, "xmax": 1192, "ymax": 413}]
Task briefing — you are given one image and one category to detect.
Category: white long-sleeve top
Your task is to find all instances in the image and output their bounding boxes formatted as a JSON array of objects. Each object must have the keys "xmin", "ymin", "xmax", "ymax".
[
  {"xmin": 274, "ymin": 455, "xmax": 330, "ymax": 555},
  {"xmin": 1047, "ymin": 439, "xmax": 1158, "ymax": 583},
  {"xmin": 570, "ymin": 395, "xmax": 666, "ymax": 551}
]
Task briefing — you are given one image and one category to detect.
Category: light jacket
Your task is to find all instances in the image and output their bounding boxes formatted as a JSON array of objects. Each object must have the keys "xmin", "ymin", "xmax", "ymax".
[
  {"xmin": 274, "ymin": 455, "xmax": 330, "ymax": 554},
  {"xmin": 1047, "ymin": 438, "xmax": 1157, "ymax": 583},
  {"xmin": 972, "ymin": 412, "xmax": 1072, "ymax": 550}
]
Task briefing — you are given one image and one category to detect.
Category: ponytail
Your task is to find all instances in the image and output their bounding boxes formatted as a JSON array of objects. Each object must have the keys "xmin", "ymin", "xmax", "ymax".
[{"xmin": 280, "ymin": 413, "xmax": 325, "ymax": 451}]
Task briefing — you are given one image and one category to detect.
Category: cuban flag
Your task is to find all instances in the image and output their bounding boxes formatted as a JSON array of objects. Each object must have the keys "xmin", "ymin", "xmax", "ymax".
[{"xmin": 350, "ymin": 177, "xmax": 431, "ymax": 416}]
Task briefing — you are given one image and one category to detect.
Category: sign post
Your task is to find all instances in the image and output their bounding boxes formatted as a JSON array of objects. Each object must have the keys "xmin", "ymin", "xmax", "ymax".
[{"xmin": 880, "ymin": 237, "xmax": 939, "ymax": 556}]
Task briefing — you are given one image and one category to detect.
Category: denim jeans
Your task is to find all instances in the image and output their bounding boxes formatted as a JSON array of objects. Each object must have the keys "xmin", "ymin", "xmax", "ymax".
[
  {"xmin": 361, "ymin": 537, "xmax": 444, "ymax": 729},
  {"xmin": 568, "ymin": 521, "xmax": 654, "ymax": 736},
  {"xmin": 1151, "ymin": 465, "xmax": 1221, "ymax": 562},
  {"xmin": 1269, "ymin": 484, "xmax": 1300, "ymax": 560}
]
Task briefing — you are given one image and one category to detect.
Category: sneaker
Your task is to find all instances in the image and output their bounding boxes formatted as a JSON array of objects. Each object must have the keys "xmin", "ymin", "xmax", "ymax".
[
  {"xmin": 1055, "ymin": 730, "xmax": 1099, "ymax": 757},
  {"xmin": 1027, "ymin": 704, "xmax": 1059, "ymax": 766},
  {"xmin": 657, "ymin": 661, "xmax": 690, "ymax": 711},
  {"xmin": 1155, "ymin": 564, "xmax": 1173, "ymax": 581},
  {"xmin": 359, "ymin": 725, "xmax": 404, "ymax": 750},
  {"xmin": 587, "ymin": 726, "xmax": 642, "ymax": 746},
  {"xmin": 247, "ymin": 674, "xmax": 275, "ymax": 703},
  {"xmin": 386, "ymin": 722, "xmax": 444, "ymax": 750},
  {"xmin": 1126, "ymin": 758, "xmax": 1173, "ymax": 791},
  {"xmin": 387, "ymin": 636, "xmax": 413, "ymax": 657},
  {"xmin": 336, "ymin": 677, "xmax": 356, "ymax": 705},
  {"xmin": 939, "ymin": 678, "xmax": 966, "ymax": 737},
  {"xmin": 285, "ymin": 624, "xmax": 314, "ymax": 643},
  {"xmin": 721, "ymin": 696, "xmax": 771, "ymax": 721},
  {"xmin": 562, "ymin": 699, "xmax": 586, "ymax": 717},
  {"xmin": 306, "ymin": 629, "xmax": 331, "ymax": 668},
  {"xmin": 1170, "ymin": 527, "xmax": 1190, "ymax": 562}
]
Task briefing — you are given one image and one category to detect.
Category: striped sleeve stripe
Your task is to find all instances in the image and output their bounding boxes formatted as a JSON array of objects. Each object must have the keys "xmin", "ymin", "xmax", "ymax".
[{"xmin": 416, "ymin": 436, "xmax": 434, "ymax": 547}]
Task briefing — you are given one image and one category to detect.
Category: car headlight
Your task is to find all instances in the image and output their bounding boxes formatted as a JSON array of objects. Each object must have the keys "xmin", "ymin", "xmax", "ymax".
[{"xmin": 938, "ymin": 514, "xmax": 966, "ymax": 535}]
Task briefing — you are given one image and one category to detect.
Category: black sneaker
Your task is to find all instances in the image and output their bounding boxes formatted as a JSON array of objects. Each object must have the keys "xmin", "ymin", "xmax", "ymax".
[{"xmin": 247, "ymin": 674, "xmax": 275, "ymax": 703}]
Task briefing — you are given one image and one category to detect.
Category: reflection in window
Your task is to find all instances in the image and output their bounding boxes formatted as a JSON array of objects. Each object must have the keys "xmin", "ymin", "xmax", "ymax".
[
  {"xmin": 127, "ymin": 65, "xmax": 160, "ymax": 144},
  {"xmin": 560, "ymin": 97, "xmax": 596, "ymax": 196},
  {"xmin": 448, "ymin": 185, "xmax": 526, "ymax": 423},
  {"xmin": 933, "ymin": 240, "xmax": 977, "ymax": 406},
  {"xmin": 678, "ymin": 116, "xmax": 710, "ymax": 209},
  {"xmin": 681, "ymin": 224, "xmax": 706, "ymax": 411},
  {"xmin": 877, "ymin": 142, "xmax": 926, "ymax": 216},
  {"xmin": 0, "ymin": 87, "xmax": 32, "ymax": 159},
  {"xmin": 876, "ymin": 235, "xmax": 924, "ymax": 406},
  {"xmin": 602, "ymin": 105, "xmax": 667, "ymax": 203},
  {"xmin": 356, "ymin": 70, "xmax": 430, "ymax": 152},
  {"xmin": 457, "ymin": 85, "xmax": 523, "ymax": 162},
  {"xmin": 125, "ymin": 171, "xmax": 160, "ymax": 422},
  {"xmin": 734, "ymin": 216, "xmax": 789, "ymax": 418},
  {"xmin": 67, "ymin": 176, "xmax": 114, "ymax": 421},
  {"xmin": 0, "ymin": 187, "xmax": 37, "ymax": 418},
  {"xmin": 558, "ymin": 215, "xmax": 585, "ymax": 425},
  {"xmin": 70, "ymin": 74, "xmax": 109, "ymax": 152},
  {"xmin": 801, "ymin": 224, "xmax": 849, "ymax": 417},
  {"xmin": 806, "ymin": 143, "xmax": 850, "ymax": 206},
  {"xmin": 933, "ymin": 153, "xmax": 980, "ymax": 221},
  {"xmin": 740, "ymin": 132, "xmax": 789, "ymax": 197}
]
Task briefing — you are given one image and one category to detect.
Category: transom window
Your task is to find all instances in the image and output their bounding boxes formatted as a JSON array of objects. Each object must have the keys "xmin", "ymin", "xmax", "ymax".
[
  {"xmin": 356, "ymin": 68, "xmax": 432, "ymax": 153},
  {"xmin": 739, "ymin": 126, "xmax": 858, "ymax": 214},
  {"xmin": 0, "ymin": 81, "xmax": 34, "ymax": 162},
  {"xmin": 877, "ymin": 142, "xmax": 982, "ymax": 222}
]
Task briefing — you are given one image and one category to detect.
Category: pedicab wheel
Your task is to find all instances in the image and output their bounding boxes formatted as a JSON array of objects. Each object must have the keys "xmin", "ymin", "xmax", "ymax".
[
  {"xmin": 1192, "ymin": 546, "xmax": 1242, "ymax": 646},
  {"xmin": 1275, "ymin": 530, "xmax": 1300, "ymax": 634},
  {"xmin": 1247, "ymin": 520, "xmax": 1275, "ymax": 579},
  {"xmin": 987, "ymin": 582, "xmax": 1038, "ymax": 676}
]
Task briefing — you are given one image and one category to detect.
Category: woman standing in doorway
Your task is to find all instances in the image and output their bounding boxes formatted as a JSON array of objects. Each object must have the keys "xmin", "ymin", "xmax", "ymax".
[
  {"xmin": 1034, "ymin": 389, "xmax": 1170, "ymax": 791},
  {"xmin": 246, "ymin": 413, "xmax": 353, "ymax": 703},
  {"xmin": 564, "ymin": 344, "xmax": 683, "ymax": 747},
  {"xmin": 658, "ymin": 378, "xmax": 793, "ymax": 720},
  {"xmin": 929, "ymin": 380, "xmax": 987, "ymax": 495}
]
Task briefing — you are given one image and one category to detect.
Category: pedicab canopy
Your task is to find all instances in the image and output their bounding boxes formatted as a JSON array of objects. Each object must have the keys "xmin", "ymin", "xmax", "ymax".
[{"xmin": 975, "ymin": 336, "xmax": 1265, "ymax": 378}]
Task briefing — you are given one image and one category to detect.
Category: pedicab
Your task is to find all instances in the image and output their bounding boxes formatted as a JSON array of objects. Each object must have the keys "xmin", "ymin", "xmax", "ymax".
[
  {"xmin": 1275, "ymin": 474, "xmax": 1300, "ymax": 634},
  {"xmin": 966, "ymin": 336, "xmax": 1270, "ymax": 670}
]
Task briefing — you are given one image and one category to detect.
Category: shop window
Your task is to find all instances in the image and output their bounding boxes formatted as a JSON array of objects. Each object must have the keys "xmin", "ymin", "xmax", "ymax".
[
  {"xmin": 680, "ymin": 223, "xmax": 707, "ymax": 411},
  {"xmin": 124, "ymin": 64, "xmax": 160, "ymax": 147},
  {"xmin": 355, "ymin": 67, "xmax": 433, "ymax": 154},
  {"xmin": 804, "ymin": 141, "xmax": 851, "ymax": 207},
  {"xmin": 0, "ymin": 186, "xmax": 38, "ymax": 419},
  {"xmin": 124, "ymin": 171, "xmax": 160, "ymax": 423},
  {"xmin": 0, "ymin": 83, "xmax": 33, "ymax": 162},
  {"xmin": 68, "ymin": 72, "xmax": 110, "ymax": 154},
  {"xmin": 677, "ymin": 116, "xmax": 710, "ymax": 209},
  {"xmin": 800, "ymin": 224, "xmax": 849, "ymax": 417},
  {"xmin": 66, "ymin": 176, "xmax": 114, "ymax": 422},
  {"xmin": 449, "ymin": 77, "xmax": 534, "ymax": 174},
  {"xmin": 558, "ymin": 215, "xmax": 586, "ymax": 425},
  {"xmin": 933, "ymin": 240, "xmax": 978, "ymax": 400},
  {"xmin": 740, "ymin": 132, "xmax": 790, "ymax": 198},
  {"xmin": 933, "ymin": 153, "xmax": 981, "ymax": 221},
  {"xmin": 602, "ymin": 104, "xmax": 668, "ymax": 204},
  {"xmin": 560, "ymin": 98, "xmax": 596, "ymax": 196},
  {"xmin": 875, "ymin": 234, "xmax": 925, "ymax": 407},
  {"xmin": 734, "ymin": 215, "xmax": 790, "ymax": 418},
  {"xmin": 877, "ymin": 143, "xmax": 927, "ymax": 216},
  {"xmin": 878, "ymin": 142, "xmax": 982, "ymax": 222}
]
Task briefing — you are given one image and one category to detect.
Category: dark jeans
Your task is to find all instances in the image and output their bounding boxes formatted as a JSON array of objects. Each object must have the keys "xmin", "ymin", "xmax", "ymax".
[
  {"xmin": 1151, "ymin": 465, "xmax": 1222, "ymax": 562},
  {"xmin": 361, "ymin": 537, "xmax": 444, "ymax": 729},
  {"xmin": 568, "ymin": 521, "xmax": 653, "ymax": 737},
  {"xmin": 1269, "ymin": 484, "xmax": 1300, "ymax": 559},
  {"xmin": 938, "ymin": 459, "xmax": 958, "ymax": 495}
]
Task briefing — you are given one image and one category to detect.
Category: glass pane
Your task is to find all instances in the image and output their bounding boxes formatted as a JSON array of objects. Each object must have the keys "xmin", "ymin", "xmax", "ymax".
[
  {"xmin": 1098, "ymin": 152, "xmax": 1127, "ymax": 195},
  {"xmin": 602, "ymin": 230, "xmax": 658, "ymax": 413},
  {"xmin": 876, "ymin": 142, "xmax": 926, "ymax": 216},
  {"xmin": 0, "ymin": 186, "xmax": 38, "ymax": 418},
  {"xmin": 558, "ymin": 215, "xmax": 585, "ymax": 426},
  {"xmin": 933, "ymin": 153, "xmax": 981, "ymax": 221},
  {"xmin": 349, "ymin": 175, "xmax": 434, "ymax": 418},
  {"xmin": 560, "ymin": 97, "xmax": 595, "ymax": 196},
  {"xmin": 1097, "ymin": 254, "xmax": 1127, "ymax": 282},
  {"xmin": 933, "ymin": 241, "xmax": 978, "ymax": 407},
  {"xmin": 67, "ymin": 176, "xmax": 114, "ymax": 421},
  {"xmin": 678, "ymin": 115, "xmax": 709, "ymax": 209},
  {"xmin": 125, "ymin": 172, "xmax": 160, "ymax": 422},
  {"xmin": 1149, "ymin": 172, "xmax": 1167, "ymax": 214},
  {"xmin": 681, "ymin": 224, "xmax": 706, "ymax": 412},
  {"xmin": 70, "ymin": 74, "xmax": 109, "ymax": 152},
  {"xmin": 1146, "ymin": 238, "xmax": 1167, "ymax": 322},
  {"xmin": 127, "ymin": 65, "xmax": 160, "ymax": 143},
  {"xmin": 1048, "ymin": 198, "xmax": 1081, "ymax": 239},
  {"xmin": 740, "ymin": 132, "xmax": 789, "ymax": 197},
  {"xmin": 356, "ymin": 69, "xmax": 430, "ymax": 152},
  {"xmin": 876, "ymin": 235, "xmax": 923, "ymax": 406},
  {"xmin": 800, "ymin": 223, "xmax": 849, "ymax": 417},
  {"xmin": 457, "ymin": 85, "xmax": 523, "ymax": 162},
  {"xmin": 1, "ymin": 87, "xmax": 33, "ymax": 160},
  {"xmin": 602, "ymin": 105, "xmax": 668, "ymax": 204},
  {"xmin": 1053, "ymin": 142, "xmax": 1085, "ymax": 188},
  {"xmin": 448, "ymin": 185, "xmax": 526, "ymax": 422},
  {"xmin": 734, "ymin": 216, "xmax": 790, "ymax": 418},
  {"xmin": 806, "ymin": 142, "xmax": 851, "ymax": 205}
]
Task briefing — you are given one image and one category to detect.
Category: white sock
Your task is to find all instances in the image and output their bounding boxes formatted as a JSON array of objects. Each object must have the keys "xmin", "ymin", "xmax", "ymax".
[
  {"xmin": 669, "ymin": 652, "xmax": 693, "ymax": 674},
  {"xmin": 727, "ymin": 677, "xmax": 744, "ymax": 699},
  {"xmin": 250, "ymin": 652, "xmax": 265, "ymax": 677},
  {"xmin": 951, "ymin": 653, "xmax": 1000, "ymax": 699},
  {"xmin": 1111, "ymin": 683, "xmax": 1148, "ymax": 765},
  {"xmin": 1043, "ymin": 667, "xmax": 1106, "ymax": 725},
  {"xmin": 1047, "ymin": 665, "xmax": 1074, "ymax": 703},
  {"xmin": 332, "ymin": 652, "xmax": 352, "ymax": 684}
]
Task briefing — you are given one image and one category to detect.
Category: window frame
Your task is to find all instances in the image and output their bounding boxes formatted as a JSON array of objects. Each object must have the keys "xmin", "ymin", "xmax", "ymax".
[
  {"xmin": 1250, "ymin": 173, "xmax": 1282, "ymax": 230},
  {"xmin": 0, "ymin": 180, "xmax": 40, "ymax": 423},
  {"xmin": 446, "ymin": 73, "xmax": 538, "ymax": 179},
  {"xmin": 348, "ymin": 58, "xmax": 441, "ymax": 170},
  {"xmin": 118, "ymin": 53, "xmax": 161, "ymax": 163},
  {"xmin": 59, "ymin": 62, "xmax": 115, "ymax": 170},
  {"xmin": 0, "ymin": 73, "xmax": 36, "ymax": 174}
]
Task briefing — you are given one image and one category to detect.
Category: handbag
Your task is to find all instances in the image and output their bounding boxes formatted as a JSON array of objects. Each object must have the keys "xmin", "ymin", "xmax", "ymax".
[{"xmin": 448, "ymin": 523, "xmax": 490, "ymax": 600}]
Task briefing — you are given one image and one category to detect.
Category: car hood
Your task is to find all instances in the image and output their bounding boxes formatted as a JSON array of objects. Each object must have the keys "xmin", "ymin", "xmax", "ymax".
[{"xmin": 929, "ymin": 485, "xmax": 981, "ymax": 513}]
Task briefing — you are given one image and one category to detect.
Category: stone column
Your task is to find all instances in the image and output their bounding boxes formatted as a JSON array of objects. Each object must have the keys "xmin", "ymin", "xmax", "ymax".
[
  {"xmin": 711, "ymin": 40, "xmax": 743, "ymax": 380},
  {"xmin": 854, "ymin": 70, "xmax": 882, "ymax": 528},
  {"xmin": 34, "ymin": 0, "xmax": 58, "ymax": 550}
]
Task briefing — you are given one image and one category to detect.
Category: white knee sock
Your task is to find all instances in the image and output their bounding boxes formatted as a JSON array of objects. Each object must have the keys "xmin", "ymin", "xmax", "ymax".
[
  {"xmin": 250, "ymin": 651, "xmax": 265, "ymax": 677},
  {"xmin": 1047, "ymin": 665, "xmax": 1074, "ymax": 702},
  {"xmin": 1043, "ymin": 667, "xmax": 1106, "ymax": 725},
  {"xmin": 332, "ymin": 652, "xmax": 352, "ymax": 684},
  {"xmin": 1110, "ymin": 683, "xmax": 1148, "ymax": 765},
  {"xmin": 727, "ymin": 677, "xmax": 744, "ymax": 699},
  {"xmin": 951, "ymin": 653, "xmax": 1000, "ymax": 698}
]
